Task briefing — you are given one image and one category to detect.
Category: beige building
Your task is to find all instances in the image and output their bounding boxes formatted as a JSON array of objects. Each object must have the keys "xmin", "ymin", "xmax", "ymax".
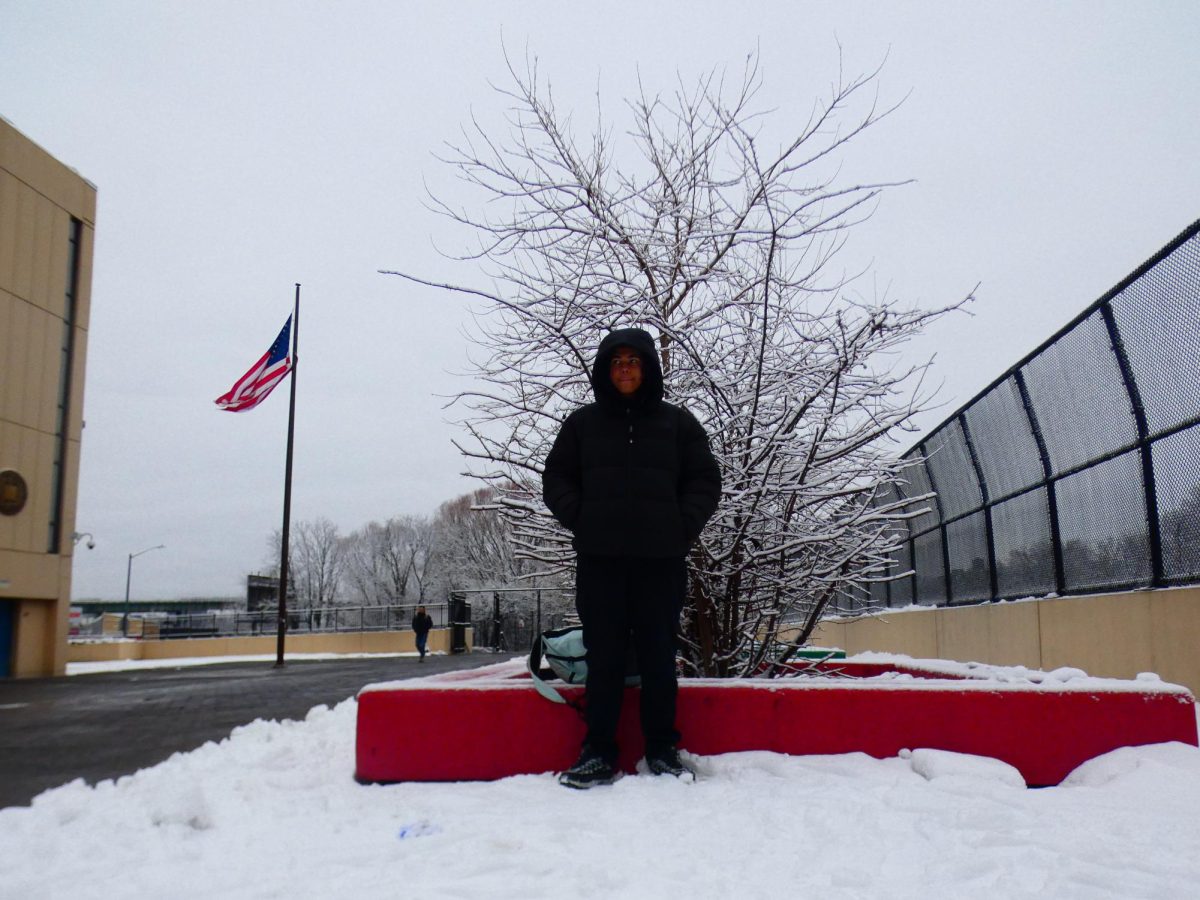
[{"xmin": 1, "ymin": 117, "xmax": 95, "ymax": 678}]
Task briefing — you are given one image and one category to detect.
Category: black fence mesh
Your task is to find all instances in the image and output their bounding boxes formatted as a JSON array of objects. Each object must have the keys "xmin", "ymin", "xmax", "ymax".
[
  {"xmin": 1110, "ymin": 234, "xmax": 1200, "ymax": 438},
  {"xmin": 1152, "ymin": 425, "xmax": 1200, "ymax": 583},
  {"xmin": 964, "ymin": 377, "xmax": 1045, "ymax": 500},
  {"xmin": 923, "ymin": 420, "xmax": 982, "ymax": 520},
  {"xmin": 991, "ymin": 487, "xmax": 1055, "ymax": 598},
  {"xmin": 912, "ymin": 530, "xmax": 946, "ymax": 605},
  {"xmin": 1023, "ymin": 310, "xmax": 1140, "ymax": 476},
  {"xmin": 899, "ymin": 451, "xmax": 940, "ymax": 532},
  {"xmin": 872, "ymin": 220, "xmax": 1200, "ymax": 607},
  {"xmin": 946, "ymin": 511, "xmax": 991, "ymax": 602},
  {"xmin": 1056, "ymin": 449, "xmax": 1151, "ymax": 592},
  {"xmin": 888, "ymin": 530, "xmax": 915, "ymax": 606}
]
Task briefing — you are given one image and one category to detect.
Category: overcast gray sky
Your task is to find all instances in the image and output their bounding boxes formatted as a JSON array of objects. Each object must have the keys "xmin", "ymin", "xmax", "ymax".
[{"xmin": 3, "ymin": 1, "xmax": 1197, "ymax": 601}]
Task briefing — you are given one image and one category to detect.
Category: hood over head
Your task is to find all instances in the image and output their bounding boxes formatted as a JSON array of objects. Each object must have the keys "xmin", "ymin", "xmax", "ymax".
[{"xmin": 591, "ymin": 327, "xmax": 663, "ymax": 409}]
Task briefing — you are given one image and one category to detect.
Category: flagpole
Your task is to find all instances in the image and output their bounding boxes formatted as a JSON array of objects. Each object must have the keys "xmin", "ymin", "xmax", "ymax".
[{"xmin": 275, "ymin": 284, "xmax": 300, "ymax": 667}]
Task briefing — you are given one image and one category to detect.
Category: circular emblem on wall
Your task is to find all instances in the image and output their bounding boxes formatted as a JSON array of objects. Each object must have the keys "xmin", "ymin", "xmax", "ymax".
[{"xmin": 0, "ymin": 469, "xmax": 28, "ymax": 516}]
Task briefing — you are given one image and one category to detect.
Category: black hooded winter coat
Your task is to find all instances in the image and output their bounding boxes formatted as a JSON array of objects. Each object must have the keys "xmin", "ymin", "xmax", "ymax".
[{"xmin": 542, "ymin": 328, "xmax": 721, "ymax": 558}]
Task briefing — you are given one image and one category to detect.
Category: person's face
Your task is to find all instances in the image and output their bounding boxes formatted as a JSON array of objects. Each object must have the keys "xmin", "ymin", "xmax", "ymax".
[{"xmin": 610, "ymin": 347, "xmax": 643, "ymax": 396}]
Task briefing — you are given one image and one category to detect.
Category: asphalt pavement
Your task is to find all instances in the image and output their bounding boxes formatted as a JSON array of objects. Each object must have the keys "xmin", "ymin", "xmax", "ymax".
[{"xmin": 0, "ymin": 651, "xmax": 505, "ymax": 809}]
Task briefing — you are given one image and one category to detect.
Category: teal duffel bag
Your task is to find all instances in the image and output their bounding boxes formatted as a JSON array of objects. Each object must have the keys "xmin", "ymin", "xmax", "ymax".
[{"xmin": 527, "ymin": 626, "xmax": 640, "ymax": 707}]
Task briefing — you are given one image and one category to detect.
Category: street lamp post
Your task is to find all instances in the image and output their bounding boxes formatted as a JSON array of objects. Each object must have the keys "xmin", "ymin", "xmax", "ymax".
[{"xmin": 123, "ymin": 544, "xmax": 165, "ymax": 638}]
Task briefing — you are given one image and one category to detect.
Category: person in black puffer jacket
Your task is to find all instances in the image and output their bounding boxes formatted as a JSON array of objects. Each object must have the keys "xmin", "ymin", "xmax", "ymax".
[{"xmin": 543, "ymin": 327, "xmax": 721, "ymax": 788}]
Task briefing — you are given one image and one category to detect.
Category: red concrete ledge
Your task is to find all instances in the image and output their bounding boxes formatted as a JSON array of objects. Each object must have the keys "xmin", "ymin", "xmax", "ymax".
[{"xmin": 355, "ymin": 659, "xmax": 1198, "ymax": 787}]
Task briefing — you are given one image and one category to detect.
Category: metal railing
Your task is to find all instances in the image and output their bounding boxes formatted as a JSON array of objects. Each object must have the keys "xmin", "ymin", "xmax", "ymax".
[
  {"xmin": 111, "ymin": 602, "xmax": 449, "ymax": 641},
  {"xmin": 450, "ymin": 587, "xmax": 575, "ymax": 653},
  {"xmin": 867, "ymin": 218, "xmax": 1200, "ymax": 609}
]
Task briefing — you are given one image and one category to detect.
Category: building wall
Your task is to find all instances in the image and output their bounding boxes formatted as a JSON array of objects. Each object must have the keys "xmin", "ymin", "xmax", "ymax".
[
  {"xmin": 0, "ymin": 117, "xmax": 96, "ymax": 678},
  {"xmin": 806, "ymin": 587, "xmax": 1200, "ymax": 696}
]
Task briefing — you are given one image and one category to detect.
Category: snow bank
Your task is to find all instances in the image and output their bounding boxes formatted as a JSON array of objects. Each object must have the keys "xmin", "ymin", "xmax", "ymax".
[{"xmin": 3, "ymin": 689, "xmax": 1200, "ymax": 899}]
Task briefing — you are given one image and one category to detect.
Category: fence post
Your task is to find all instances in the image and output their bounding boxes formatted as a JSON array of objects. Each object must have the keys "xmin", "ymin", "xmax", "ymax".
[
  {"xmin": 492, "ymin": 592, "xmax": 502, "ymax": 652},
  {"xmin": 886, "ymin": 476, "xmax": 916, "ymax": 609},
  {"xmin": 959, "ymin": 413, "xmax": 999, "ymax": 600},
  {"xmin": 448, "ymin": 592, "xmax": 468, "ymax": 654},
  {"xmin": 1015, "ymin": 370, "xmax": 1066, "ymax": 595},
  {"xmin": 1101, "ymin": 302, "xmax": 1164, "ymax": 587},
  {"xmin": 916, "ymin": 445, "xmax": 952, "ymax": 605}
]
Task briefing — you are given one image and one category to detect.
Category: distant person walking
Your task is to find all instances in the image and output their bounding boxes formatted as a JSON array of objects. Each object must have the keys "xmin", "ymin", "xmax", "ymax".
[{"xmin": 411, "ymin": 606, "xmax": 434, "ymax": 661}]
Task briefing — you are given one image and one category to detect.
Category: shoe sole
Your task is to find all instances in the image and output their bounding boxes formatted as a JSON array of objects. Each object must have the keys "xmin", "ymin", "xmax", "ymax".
[
  {"xmin": 558, "ymin": 771, "xmax": 618, "ymax": 789},
  {"xmin": 647, "ymin": 769, "xmax": 696, "ymax": 782},
  {"xmin": 643, "ymin": 758, "xmax": 697, "ymax": 781}
]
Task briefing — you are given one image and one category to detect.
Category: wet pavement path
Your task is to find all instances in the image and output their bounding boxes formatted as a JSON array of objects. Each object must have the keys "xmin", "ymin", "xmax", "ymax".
[{"xmin": 0, "ymin": 652, "xmax": 505, "ymax": 809}]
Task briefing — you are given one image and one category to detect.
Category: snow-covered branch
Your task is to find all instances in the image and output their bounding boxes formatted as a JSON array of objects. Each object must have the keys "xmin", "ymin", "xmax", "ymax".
[{"xmin": 385, "ymin": 49, "xmax": 970, "ymax": 675}]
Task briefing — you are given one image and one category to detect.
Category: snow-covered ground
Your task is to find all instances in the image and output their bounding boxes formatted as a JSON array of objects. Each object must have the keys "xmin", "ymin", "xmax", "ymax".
[{"xmin": 3, "ymin": 659, "xmax": 1200, "ymax": 899}]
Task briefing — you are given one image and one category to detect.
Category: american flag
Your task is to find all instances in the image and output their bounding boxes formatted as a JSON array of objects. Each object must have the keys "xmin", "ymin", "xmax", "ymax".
[{"xmin": 214, "ymin": 317, "xmax": 293, "ymax": 412}]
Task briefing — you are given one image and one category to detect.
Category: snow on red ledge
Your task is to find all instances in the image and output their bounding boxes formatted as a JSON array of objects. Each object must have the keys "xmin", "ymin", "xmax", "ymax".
[
  {"xmin": 358, "ymin": 653, "xmax": 1196, "ymax": 696},
  {"xmin": 355, "ymin": 655, "xmax": 1198, "ymax": 787},
  {"xmin": 835, "ymin": 651, "xmax": 1197, "ymax": 694}
]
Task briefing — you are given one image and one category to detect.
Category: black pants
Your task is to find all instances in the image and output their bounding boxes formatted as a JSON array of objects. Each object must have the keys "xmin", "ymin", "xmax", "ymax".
[{"xmin": 576, "ymin": 553, "xmax": 686, "ymax": 762}]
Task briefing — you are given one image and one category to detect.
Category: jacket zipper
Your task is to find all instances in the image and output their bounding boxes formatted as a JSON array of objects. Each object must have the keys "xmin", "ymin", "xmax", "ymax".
[{"xmin": 626, "ymin": 407, "xmax": 634, "ymax": 553}]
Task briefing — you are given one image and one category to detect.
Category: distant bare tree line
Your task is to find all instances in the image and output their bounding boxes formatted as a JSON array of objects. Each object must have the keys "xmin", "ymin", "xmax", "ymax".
[{"xmin": 264, "ymin": 486, "xmax": 551, "ymax": 615}]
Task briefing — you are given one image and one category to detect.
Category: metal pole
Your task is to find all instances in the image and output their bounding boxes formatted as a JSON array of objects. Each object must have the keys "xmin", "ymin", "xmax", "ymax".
[
  {"xmin": 123, "ymin": 554, "xmax": 132, "ymax": 637},
  {"xmin": 276, "ymin": 284, "xmax": 300, "ymax": 667},
  {"xmin": 123, "ymin": 545, "xmax": 164, "ymax": 638}
]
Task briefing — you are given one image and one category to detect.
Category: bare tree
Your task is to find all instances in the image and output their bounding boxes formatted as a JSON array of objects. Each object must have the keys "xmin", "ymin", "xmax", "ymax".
[
  {"xmin": 385, "ymin": 52, "xmax": 966, "ymax": 676},
  {"xmin": 343, "ymin": 516, "xmax": 434, "ymax": 605},
  {"xmin": 429, "ymin": 485, "xmax": 576, "ymax": 648},
  {"xmin": 430, "ymin": 486, "xmax": 529, "ymax": 591},
  {"xmin": 290, "ymin": 517, "xmax": 346, "ymax": 624},
  {"xmin": 404, "ymin": 515, "xmax": 437, "ymax": 603}
]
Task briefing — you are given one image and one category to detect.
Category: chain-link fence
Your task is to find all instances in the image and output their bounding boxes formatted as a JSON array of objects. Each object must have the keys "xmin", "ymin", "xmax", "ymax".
[{"xmin": 871, "ymin": 218, "xmax": 1200, "ymax": 607}]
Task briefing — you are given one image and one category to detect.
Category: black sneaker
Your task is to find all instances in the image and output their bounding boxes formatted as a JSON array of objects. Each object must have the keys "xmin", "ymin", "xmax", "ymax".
[
  {"xmin": 644, "ymin": 746, "xmax": 695, "ymax": 781},
  {"xmin": 558, "ymin": 748, "xmax": 616, "ymax": 789}
]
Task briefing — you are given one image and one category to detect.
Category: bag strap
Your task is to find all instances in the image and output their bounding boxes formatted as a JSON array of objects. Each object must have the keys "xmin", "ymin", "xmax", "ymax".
[{"xmin": 527, "ymin": 634, "xmax": 586, "ymax": 715}]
